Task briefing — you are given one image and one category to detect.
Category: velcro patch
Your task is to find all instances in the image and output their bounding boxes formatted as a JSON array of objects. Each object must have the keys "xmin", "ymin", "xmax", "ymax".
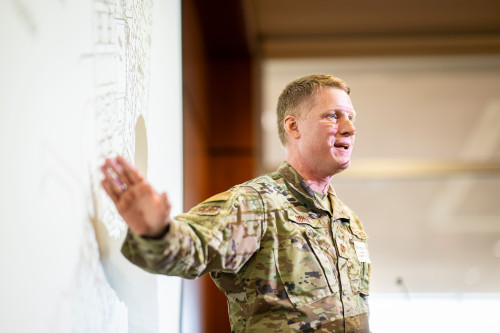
[
  {"xmin": 296, "ymin": 216, "xmax": 309, "ymax": 223},
  {"xmin": 192, "ymin": 205, "xmax": 222, "ymax": 216}
]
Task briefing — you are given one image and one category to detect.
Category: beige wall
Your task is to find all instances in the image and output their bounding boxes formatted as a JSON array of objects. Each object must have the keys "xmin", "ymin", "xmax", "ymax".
[
  {"xmin": 262, "ymin": 55, "xmax": 500, "ymax": 293},
  {"xmin": 261, "ymin": 55, "xmax": 500, "ymax": 331}
]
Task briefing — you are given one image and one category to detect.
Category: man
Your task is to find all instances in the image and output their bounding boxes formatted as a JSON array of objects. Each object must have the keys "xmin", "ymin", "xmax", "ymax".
[{"xmin": 101, "ymin": 74, "xmax": 370, "ymax": 332}]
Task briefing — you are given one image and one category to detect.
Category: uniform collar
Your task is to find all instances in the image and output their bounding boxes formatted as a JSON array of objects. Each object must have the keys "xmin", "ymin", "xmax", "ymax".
[{"xmin": 277, "ymin": 161, "xmax": 330, "ymax": 215}]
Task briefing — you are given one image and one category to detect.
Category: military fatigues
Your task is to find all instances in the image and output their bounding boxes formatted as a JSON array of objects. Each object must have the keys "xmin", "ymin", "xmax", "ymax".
[{"xmin": 122, "ymin": 162, "xmax": 371, "ymax": 332}]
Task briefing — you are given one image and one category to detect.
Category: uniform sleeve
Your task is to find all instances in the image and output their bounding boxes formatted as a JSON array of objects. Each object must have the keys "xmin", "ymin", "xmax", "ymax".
[{"xmin": 121, "ymin": 186, "xmax": 266, "ymax": 279}]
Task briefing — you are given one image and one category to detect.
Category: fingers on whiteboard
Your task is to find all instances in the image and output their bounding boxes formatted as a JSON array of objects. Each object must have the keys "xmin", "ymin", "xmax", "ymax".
[
  {"xmin": 117, "ymin": 156, "xmax": 144, "ymax": 183},
  {"xmin": 106, "ymin": 158, "xmax": 128, "ymax": 187},
  {"xmin": 101, "ymin": 164, "xmax": 123, "ymax": 193}
]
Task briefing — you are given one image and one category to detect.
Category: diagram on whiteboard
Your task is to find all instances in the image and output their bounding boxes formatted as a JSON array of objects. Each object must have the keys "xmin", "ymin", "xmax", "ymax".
[
  {"xmin": 0, "ymin": 0, "xmax": 172, "ymax": 331},
  {"xmin": 92, "ymin": 0, "xmax": 153, "ymax": 238}
]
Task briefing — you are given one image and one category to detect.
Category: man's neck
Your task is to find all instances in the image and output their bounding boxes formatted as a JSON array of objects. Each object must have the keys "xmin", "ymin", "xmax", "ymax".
[
  {"xmin": 305, "ymin": 178, "xmax": 331, "ymax": 194},
  {"xmin": 286, "ymin": 157, "xmax": 332, "ymax": 194}
]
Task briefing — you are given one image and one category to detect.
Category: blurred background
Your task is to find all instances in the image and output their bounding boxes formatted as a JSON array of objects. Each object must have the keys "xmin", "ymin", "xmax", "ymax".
[
  {"xmin": 182, "ymin": 0, "xmax": 500, "ymax": 332},
  {"xmin": 1, "ymin": 0, "xmax": 498, "ymax": 332}
]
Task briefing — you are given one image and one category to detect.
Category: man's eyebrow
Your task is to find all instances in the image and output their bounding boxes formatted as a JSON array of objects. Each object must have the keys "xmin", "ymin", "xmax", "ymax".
[
  {"xmin": 338, "ymin": 108, "xmax": 356, "ymax": 118},
  {"xmin": 322, "ymin": 108, "xmax": 356, "ymax": 118}
]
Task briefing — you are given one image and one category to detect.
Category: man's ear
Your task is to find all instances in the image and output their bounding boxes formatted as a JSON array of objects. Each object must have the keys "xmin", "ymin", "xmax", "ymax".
[{"xmin": 284, "ymin": 115, "xmax": 300, "ymax": 139}]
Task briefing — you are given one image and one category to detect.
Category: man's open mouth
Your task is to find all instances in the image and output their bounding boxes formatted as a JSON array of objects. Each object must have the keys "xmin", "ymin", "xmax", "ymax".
[{"xmin": 333, "ymin": 143, "xmax": 350, "ymax": 150}]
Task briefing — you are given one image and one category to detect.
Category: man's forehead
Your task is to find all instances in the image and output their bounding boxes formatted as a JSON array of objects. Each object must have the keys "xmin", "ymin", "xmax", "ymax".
[
  {"xmin": 315, "ymin": 87, "xmax": 352, "ymax": 103},
  {"xmin": 295, "ymin": 87, "xmax": 355, "ymax": 115},
  {"xmin": 315, "ymin": 99, "xmax": 356, "ymax": 116}
]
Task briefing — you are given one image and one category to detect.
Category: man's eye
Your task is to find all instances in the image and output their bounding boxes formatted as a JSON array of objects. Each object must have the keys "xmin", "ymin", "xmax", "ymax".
[{"xmin": 327, "ymin": 114, "xmax": 338, "ymax": 120}]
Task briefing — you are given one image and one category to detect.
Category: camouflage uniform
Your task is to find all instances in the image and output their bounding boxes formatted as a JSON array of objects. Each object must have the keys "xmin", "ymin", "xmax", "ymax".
[{"xmin": 122, "ymin": 162, "xmax": 371, "ymax": 332}]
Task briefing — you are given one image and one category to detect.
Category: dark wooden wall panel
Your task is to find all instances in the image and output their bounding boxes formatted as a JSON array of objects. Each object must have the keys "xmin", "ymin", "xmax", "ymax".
[
  {"xmin": 182, "ymin": 0, "xmax": 260, "ymax": 332},
  {"xmin": 182, "ymin": 0, "xmax": 211, "ymax": 210},
  {"xmin": 181, "ymin": 0, "xmax": 211, "ymax": 331},
  {"xmin": 208, "ymin": 59, "xmax": 255, "ymax": 149},
  {"xmin": 210, "ymin": 155, "xmax": 255, "ymax": 194}
]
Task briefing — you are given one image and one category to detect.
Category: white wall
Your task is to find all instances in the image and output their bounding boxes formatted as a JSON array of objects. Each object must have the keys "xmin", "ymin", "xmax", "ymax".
[{"xmin": 0, "ymin": 0, "xmax": 182, "ymax": 332}]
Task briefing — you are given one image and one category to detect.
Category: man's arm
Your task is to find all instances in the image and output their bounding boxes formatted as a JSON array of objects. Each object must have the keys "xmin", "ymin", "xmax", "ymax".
[
  {"xmin": 101, "ymin": 156, "xmax": 266, "ymax": 278},
  {"xmin": 100, "ymin": 156, "xmax": 171, "ymax": 238},
  {"xmin": 121, "ymin": 186, "xmax": 265, "ymax": 278}
]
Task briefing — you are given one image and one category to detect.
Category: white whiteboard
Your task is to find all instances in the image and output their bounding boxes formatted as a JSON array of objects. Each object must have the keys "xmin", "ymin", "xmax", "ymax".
[{"xmin": 0, "ymin": 0, "xmax": 183, "ymax": 332}]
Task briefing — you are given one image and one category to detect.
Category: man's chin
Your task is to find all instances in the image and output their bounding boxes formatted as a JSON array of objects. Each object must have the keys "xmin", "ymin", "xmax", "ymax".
[
  {"xmin": 328, "ymin": 160, "xmax": 351, "ymax": 176},
  {"xmin": 339, "ymin": 158, "xmax": 351, "ymax": 169}
]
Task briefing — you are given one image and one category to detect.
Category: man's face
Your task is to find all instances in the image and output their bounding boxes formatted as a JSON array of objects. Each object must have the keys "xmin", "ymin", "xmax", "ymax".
[{"xmin": 295, "ymin": 87, "xmax": 356, "ymax": 177}]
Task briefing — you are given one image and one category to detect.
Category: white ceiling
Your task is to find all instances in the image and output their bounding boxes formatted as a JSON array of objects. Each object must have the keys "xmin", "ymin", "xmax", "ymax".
[{"xmin": 261, "ymin": 55, "xmax": 500, "ymax": 292}]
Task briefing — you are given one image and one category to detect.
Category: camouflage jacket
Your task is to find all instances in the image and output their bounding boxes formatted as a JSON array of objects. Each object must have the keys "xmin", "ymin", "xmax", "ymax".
[{"xmin": 122, "ymin": 162, "xmax": 371, "ymax": 332}]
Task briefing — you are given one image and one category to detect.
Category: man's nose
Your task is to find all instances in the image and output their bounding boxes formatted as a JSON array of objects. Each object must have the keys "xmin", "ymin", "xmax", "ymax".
[{"xmin": 340, "ymin": 118, "xmax": 356, "ymax": 136}]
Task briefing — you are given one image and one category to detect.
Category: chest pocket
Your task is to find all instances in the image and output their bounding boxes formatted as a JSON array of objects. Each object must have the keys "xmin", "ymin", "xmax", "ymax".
[
  {"xmin": 274, "ymin": 211, "xmax": 340, "ymax": 308},
  {"xmin": 335, "ymin": 225, "xmax": 370, "ymax": 296}
]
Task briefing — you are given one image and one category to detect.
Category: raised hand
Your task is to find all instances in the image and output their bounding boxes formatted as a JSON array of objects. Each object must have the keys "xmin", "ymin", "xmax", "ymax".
[{"xmin": 100, "ymin": 156, "xmax": 171, "ymax": 238}]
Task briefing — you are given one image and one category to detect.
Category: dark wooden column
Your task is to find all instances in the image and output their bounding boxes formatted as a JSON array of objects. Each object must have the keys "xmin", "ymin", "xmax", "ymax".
[{"xmin": 182, "ymin": 0, "xmax": 260, "ymax": 332}]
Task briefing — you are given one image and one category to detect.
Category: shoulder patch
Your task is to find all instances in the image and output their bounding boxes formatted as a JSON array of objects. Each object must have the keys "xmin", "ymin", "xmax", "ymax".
[{"xmin": 191, "ymin": 205, "xmax": 222, "ymax": 216}]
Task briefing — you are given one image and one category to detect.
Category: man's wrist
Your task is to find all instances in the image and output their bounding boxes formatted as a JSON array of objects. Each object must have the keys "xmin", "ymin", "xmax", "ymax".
[{"xmin": 140, "ymin": 220, "xmax": 171, "ymax": 239}]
